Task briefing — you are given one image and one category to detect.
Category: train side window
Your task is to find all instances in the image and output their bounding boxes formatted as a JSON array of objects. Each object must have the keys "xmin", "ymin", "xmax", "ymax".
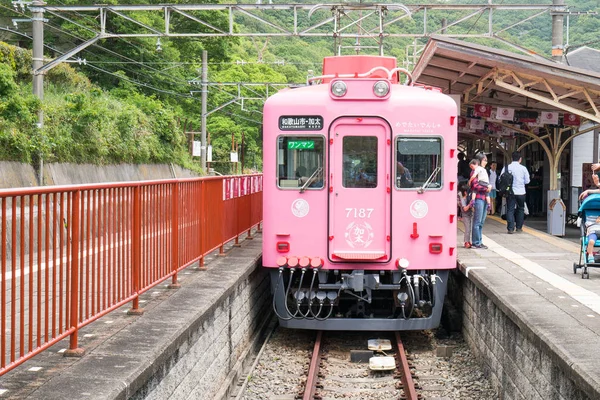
[
  {"xmin": 277, "ymin": 136, "xmax": 325, "ymax": 190},
  {"xmin": 395, "ymin": 137, "xmax": 442, "ymax": 190},
  {"xmin": 342, "ymin": 136, "xmax": 378, "ymax": 189}
]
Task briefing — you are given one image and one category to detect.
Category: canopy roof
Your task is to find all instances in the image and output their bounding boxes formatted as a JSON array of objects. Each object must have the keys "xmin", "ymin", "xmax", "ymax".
[{"xmin": 411, "ymin": 36, "xmax": 600, "ymax": 124}]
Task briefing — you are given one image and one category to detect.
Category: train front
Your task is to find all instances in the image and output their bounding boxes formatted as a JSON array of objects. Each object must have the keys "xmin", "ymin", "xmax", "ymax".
[{"xmin": 262, "ymin": 56, "xmax": 458, "ymax": 330}]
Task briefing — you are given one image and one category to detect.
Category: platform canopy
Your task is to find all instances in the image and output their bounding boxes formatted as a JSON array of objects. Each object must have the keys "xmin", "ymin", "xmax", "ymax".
[
  {"xmin": 412, "ymin": 35, "xmax": 600, "ymax": 123},
  {"xmin": 411, "ymin": 35, "xmax": 600, "ymax": 190}
]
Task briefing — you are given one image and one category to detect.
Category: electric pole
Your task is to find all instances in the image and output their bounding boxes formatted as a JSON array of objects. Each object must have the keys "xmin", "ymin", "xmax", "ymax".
[
  {"xmin": 201, "ymin": 50, "xmax": 208, "ymax": 174},
  {"xmin": 551, "ymin": 0, "xmax": 565, "ymax": 63},
  {"xmin": 31, "ymin": 0, "xmax": 45, "ymax": 184}
]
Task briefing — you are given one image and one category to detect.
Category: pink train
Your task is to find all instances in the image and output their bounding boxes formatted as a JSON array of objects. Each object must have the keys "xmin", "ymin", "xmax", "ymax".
[{"xmin": 262, "ymin": 55, "xmax": 458, "ymax": 330}]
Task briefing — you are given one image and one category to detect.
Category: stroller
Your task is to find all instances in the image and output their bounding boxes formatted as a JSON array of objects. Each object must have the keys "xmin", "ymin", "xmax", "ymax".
[{"xmin": 574, "ymin": 193, "xmax": 600, "ymax": 279}]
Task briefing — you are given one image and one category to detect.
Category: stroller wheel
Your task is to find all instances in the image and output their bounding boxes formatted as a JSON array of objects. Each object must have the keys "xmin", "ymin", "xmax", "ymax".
[
  {"xmin": 573, "ymin": 262, "xmax": 579, "ymax": 274},
  {"xmin": 583, "ymin": 267, "xmax": 590, "ymax": 279}
]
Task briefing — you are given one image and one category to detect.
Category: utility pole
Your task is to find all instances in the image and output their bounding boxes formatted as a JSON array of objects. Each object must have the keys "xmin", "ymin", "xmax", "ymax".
[
  {"xmin": 551, "ymin": 0, "xmax": 565, "ymax": 63},
  {"xmin": 31, "ymin": 0, "xmax": 45, "ymax": 184},
  {"xmin": 200, "ymin": 50, "xmax": 208, "ymax": 174}
]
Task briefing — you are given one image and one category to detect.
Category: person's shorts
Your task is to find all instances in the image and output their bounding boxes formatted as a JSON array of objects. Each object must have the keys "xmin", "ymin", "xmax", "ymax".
[
  {"xmin": 589, "ymin": 232, "xmax": 598, "ymax": 243},
  {"xmin": 490, "ymin": 189, "xmax": 497, "ymax": 199}
]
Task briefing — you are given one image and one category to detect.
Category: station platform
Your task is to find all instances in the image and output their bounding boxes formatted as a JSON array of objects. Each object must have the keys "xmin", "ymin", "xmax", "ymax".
[
  {"xmin": 0, "ymin": 216, "xmax": 598, "ymax": 399},
  {"xmin": 456, "ymin": 214, "xmax": 600, "ymax": 399}
]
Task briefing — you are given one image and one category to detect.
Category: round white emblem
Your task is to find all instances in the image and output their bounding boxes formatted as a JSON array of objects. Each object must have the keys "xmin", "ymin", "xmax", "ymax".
[
  {"xmin": 291, "ymin": 199, "xmax": 309, "ymax": 218},
  {"xmin": 344, "ymin": 221, "xmax": 374, "ymax": 248},
  {"xmin": 410, "ymin": 200, "xmax": 428, "ymax": 219}
]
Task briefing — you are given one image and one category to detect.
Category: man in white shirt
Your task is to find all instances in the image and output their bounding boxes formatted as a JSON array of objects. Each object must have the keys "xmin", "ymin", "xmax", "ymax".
[{"xmin": 502, "ymin": 151, "xmax": 531, "ymax": 233}]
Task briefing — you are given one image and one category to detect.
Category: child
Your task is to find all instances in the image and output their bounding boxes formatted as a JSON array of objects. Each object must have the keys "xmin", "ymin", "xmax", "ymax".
[
  {"xmin": 585, "ymin": 215, "xmax": 600, "ymax": 263},
  {"xmin": 468, "ymin": 159, "xmax": 492, "ymax": 211},
  {"xmin": 457, "ymin": 183, "xmax": 473, "ymax": 248}
]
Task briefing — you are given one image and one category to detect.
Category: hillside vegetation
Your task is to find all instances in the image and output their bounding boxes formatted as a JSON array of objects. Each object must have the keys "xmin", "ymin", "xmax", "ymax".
[{"xmin": 1, "ymin": 0, "xmax": 599, "ymax": 173}]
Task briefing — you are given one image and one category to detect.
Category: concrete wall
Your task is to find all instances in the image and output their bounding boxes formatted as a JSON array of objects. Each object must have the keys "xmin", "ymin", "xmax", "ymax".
[
  {"xmin": 449, "ymin": 271, "xmax": 593, "ymax": 400},
  {"xmin": 135, "ymin": 260, "xmax": 271, "ymax": 400},
  {"xmin": 0, "ymin": 161, "xmax": 38, "ymax": 188},
  {"xmin": 0, "ymin": 162, "xmax": 199, "ymax": 189}
]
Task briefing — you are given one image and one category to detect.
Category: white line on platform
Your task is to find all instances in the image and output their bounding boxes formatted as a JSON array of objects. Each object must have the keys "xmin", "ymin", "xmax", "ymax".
[
  {"xmin": 465, "ymin": 266, "xmax": 487, "ymax": 278},
  {"xmin": 483, "ymin": 234, "xmax": 600, "ymax": 315}
]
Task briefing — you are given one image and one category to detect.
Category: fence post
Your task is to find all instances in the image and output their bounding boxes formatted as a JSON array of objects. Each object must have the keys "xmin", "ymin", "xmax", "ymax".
[
  {"xmin": 128, "ymin": 186, "xmax": 144, "ymax": 315},
  {"xmin": 65, "ymin": 190, "xmax": 84, "ymax": 357},
  {"xmin": 169, "ymin": 182, "xmax": 181, "ymax": 289},
  {"xmin": 198, "ymin": 180, "xmax": 207, "ymax": 270}
]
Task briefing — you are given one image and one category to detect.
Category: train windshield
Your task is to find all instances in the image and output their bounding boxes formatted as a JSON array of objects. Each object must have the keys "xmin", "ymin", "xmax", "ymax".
[
  {"xmin": 277, "ymin": 135, "xmax": 325, "ymax": 189},
  {"xmin": 396, "ymin": 137, "xmax": 442, "ymax": 190}
]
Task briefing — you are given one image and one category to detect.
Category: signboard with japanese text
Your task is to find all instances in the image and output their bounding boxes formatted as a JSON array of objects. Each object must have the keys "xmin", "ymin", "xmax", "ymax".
[{"xmin": 279, "ymin": 116, "xmax": 324, "ymax": 131}]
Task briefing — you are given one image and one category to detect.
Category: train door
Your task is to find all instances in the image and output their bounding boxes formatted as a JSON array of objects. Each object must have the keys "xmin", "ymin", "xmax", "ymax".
[{"xmin": 328, "ymin": 117, "xmax": 391, "ymax": 262}]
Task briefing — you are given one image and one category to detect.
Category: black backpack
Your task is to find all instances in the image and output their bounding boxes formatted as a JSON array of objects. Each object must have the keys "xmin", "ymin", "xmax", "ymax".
[{"xmin": 496, "ymin": 169, "xmax": 514, "ymax": 197}]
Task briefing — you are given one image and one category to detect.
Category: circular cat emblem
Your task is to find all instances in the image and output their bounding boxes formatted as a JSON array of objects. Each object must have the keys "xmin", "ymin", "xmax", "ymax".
[
  {"xmin": 291, "ymin": 199, "xmax": 309, "ymax": 218},
  {"xmin": 410, "ymin": 200, "xmax": 428, "ymax": 219}
]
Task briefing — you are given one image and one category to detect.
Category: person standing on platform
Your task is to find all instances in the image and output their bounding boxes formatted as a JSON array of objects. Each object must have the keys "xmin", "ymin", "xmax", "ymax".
[
  {"xmin": 458, "ymin": 183, "xmax": 473, "ymax": 248},
  {"xmin": 503, "ymin": 151, "xmax": 530, "ymax": 234},
  {"xmin": 471, "ymin": 153, "xmax": 492, "ymax": 249},
  {"xmin": 488, "ymin": 161, "xmax": 498, "ymax": 215}
]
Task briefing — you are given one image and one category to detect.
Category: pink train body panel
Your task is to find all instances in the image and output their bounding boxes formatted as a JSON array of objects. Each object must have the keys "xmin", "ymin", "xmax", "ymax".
[{"xmin": 262, "ymin": 56, "xmax": 457, "ymax": 330}]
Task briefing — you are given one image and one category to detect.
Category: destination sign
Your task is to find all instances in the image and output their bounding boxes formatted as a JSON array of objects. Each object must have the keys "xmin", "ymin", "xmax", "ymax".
[{"xmin": 279, "ymin": 116, "xmax": 324, "ymax": 131}]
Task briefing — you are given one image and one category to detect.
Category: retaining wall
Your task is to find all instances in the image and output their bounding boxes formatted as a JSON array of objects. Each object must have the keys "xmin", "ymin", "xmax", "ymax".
[{"xmin": 0, "ymin": 162, "xmax": 199, "ymax": 189}]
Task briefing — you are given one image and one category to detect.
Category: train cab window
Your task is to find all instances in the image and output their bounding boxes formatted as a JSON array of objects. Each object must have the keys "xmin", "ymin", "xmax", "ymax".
[
  {"xmin": 395, "ymin": 137, "xmax": 442, "ymax": 190},
  {"xmin": 277, "ymin": 136, "xmax": 325, "ymax": 190},
  {"xmin": 342, "ymin": 136, "xmax": 378, "ymax": 188}
]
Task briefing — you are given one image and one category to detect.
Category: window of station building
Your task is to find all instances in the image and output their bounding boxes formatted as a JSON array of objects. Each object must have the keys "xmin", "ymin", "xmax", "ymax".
[
  {"xmin": 342, "ymin": 136, "xmax": 378, "ymax": 189},
  {"xmin": 277, "ymin": 136, "xmax": 325, "ymax": 189},
  {"xmin": 395, "ymin": 137, "xmax": 442, "ymax": 190}
]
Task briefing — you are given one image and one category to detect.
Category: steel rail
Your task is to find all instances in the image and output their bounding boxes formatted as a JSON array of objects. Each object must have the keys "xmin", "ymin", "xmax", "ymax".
[
  {"xmin": 303, "ymin": 330, "xmax": 323, "ymax": 400},
  {"xmin": 395, "ymin": 331, "xmax": 418, "ymax": 400}
]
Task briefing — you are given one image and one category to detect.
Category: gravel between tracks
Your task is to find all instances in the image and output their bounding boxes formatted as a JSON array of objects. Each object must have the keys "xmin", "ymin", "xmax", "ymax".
[{"xmin": 241, "ymin": 328, "xmax": 498, "ymax": 400}]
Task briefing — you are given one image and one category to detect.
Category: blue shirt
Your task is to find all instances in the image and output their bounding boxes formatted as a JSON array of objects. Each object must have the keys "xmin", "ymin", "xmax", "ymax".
[{"xmin": 502, "ymin": 162, "xmax": 530, "ymax": 195}]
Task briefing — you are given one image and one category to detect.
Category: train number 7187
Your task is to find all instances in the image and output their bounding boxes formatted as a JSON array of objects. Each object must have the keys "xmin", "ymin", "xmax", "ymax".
[{"xmin": 345, "ymin": 208, "xmax": 374, "ymax": 218}]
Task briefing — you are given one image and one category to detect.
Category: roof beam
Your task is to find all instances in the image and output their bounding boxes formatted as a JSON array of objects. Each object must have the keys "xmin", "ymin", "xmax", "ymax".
[{"xmin": 494, "ymin": 69, "xmax": 600, "ymax": 123}]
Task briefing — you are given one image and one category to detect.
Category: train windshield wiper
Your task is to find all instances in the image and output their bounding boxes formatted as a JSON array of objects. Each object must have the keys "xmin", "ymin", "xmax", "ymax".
[
  {"xmin": 300, "ymin": 167, "xmax": 323, "ymax": 193},
  {"xmin": 417, "ymin": 166, "xmax": 441, "ymax": 194}
]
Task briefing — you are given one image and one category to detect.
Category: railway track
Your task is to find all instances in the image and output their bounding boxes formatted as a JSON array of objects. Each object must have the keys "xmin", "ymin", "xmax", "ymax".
[
  {"xmin": 302, "ymin": 331, "xmax": 417, "ymax": 400},
  {"xmin": 236, "ymin": 326, "xmax": 498, "ymax": 400}
]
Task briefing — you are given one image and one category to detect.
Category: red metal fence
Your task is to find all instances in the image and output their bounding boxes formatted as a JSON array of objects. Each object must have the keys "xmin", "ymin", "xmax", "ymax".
[{"xmin": 0, "ymin": 174, "xmax": 262, "ymax": 375}]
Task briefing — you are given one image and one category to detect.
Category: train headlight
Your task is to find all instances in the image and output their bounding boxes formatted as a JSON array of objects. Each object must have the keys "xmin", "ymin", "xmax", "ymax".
[
  {"xmin": 373, "ymin": 81, "xmax": 390, "ymax": 97},
  {"xmin": 331, "ymin": 81, "xmax": 347, "ymax": 97}
]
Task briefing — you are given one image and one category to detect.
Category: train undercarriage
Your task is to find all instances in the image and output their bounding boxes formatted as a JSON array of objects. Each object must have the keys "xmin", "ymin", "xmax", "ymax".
[{"xmin": 270, "ymin": 268, "xmax": 449, "ymax": 331}]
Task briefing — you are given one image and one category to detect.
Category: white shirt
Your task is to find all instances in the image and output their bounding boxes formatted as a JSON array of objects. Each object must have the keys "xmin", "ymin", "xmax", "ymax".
[
  {"xmin": 473, "ymin": 166, "xmax": 489, "ymax": 184},
  {"xmin": 502, "ymin": 161, "xmax": 530, "ymax": 196},
  {"xmin": 489, "ymin": 169, "xmax": 497, "ymax": 190}
]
